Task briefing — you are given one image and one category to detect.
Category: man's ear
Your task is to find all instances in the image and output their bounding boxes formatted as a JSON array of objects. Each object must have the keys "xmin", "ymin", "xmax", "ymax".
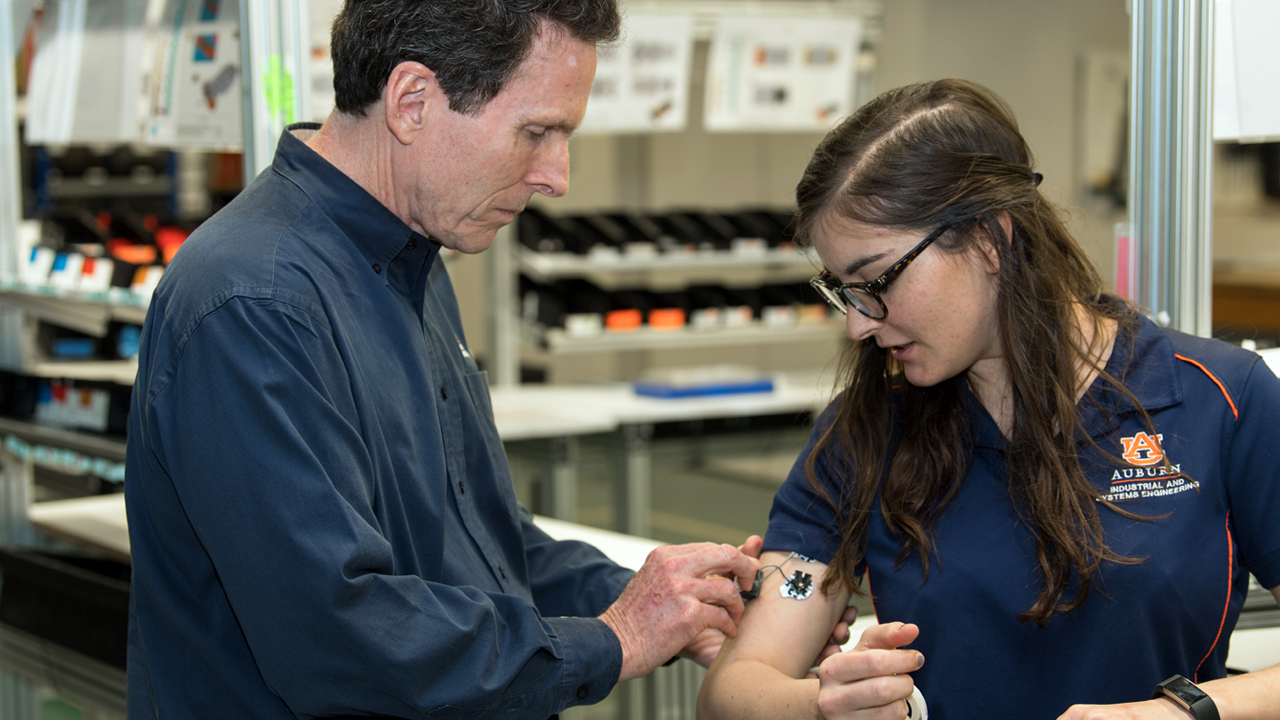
[{"xmin": 384, "ymin": 61, "xmax": 442, "ymax": 145}]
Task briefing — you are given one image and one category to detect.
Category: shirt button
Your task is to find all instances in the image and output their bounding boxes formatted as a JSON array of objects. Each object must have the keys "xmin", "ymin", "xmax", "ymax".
[
  {"xmin": 440, "ymin": 385, "xmax": 448, "ymax": 400},
  {"xmin": 498, "ymin": 566, "xmax": 506, "ymax": 579},
  {"xmin": 576, "ymin": 686, "xmax": 589, "ymax": 700},
  {"xmin": 406, "ymin": 238, "xmax": 417, "ymax": 251},
  {"xmin": 458, "ymin": 481, "xmax": 465, "ymax": 495},
  {"xmin": 372, "ymin": 263, "xmax": 382, "ymax": 274}
]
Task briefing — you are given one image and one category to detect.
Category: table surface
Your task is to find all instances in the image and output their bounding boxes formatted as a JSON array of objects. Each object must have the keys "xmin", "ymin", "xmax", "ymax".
[
  {"xmin": 489, "ymin": 369, "xmax": 834, "ymax": 440},
  {"xmin": 24, "ymin": 493, "xmax": 1280, "ymax": 674}
]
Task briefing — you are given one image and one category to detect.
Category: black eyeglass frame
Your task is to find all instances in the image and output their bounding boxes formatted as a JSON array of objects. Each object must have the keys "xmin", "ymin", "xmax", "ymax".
[{"xmin": 810, "ymin": 223, "xmax": 952, "ymax": 320}]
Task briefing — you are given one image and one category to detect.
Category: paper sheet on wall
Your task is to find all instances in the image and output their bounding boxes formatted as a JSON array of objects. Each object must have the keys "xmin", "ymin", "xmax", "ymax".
[
  {"xmin": 25, "ymin": 0, "xmax": 150, "ymax": 145},
  {"xmin": 704, "ymin": 16, "xmax": 862, "ymax": 133},
  {"xmin": 1213, "ymin": 0, "xmax": 1280, "ymax": 142},
  {"xmin": 144, "ymin": 0, "xmax": 242, "ymax": 148},
  {"xmin": 577, "ymin": 13, "xmax": 694, "ymax": 135},
  {"xmin": 308, "ymin": 0, "xmax": 341, "ymax": 122}
]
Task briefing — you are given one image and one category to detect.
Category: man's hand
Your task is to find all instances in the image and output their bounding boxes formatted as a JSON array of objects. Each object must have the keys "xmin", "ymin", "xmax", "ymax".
[
  {"xmin": 816, "ymin": 622, "xmax": 923, "ymax": 720},
  {"xmin": 599, "ymin": 542, "xmax": 758, "ymax": 682},
  {"xmin": 679, "ymin": 535, "xmax": 858, "ymax": 671}
]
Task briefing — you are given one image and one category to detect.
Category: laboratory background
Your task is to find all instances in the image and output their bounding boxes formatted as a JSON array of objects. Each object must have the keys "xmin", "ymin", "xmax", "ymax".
[{"xmin": 0, "ymin": 0, "xmax": 1276, "ymax": 718}]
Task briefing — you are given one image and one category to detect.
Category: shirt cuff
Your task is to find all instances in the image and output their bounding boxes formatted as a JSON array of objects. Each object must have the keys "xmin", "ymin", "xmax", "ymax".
[{"xmin": 544, "ymin": 616, "xmax": 623, "ymax": 709}]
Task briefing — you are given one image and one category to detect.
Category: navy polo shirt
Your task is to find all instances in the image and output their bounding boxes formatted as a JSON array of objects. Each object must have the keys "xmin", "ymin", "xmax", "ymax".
[
  {"xmin": 765, "ymin": 310, "xmax": 1280, "ymax": 720},
  {"xmin": 125, "ymin": 124, "xmax": 632, "ymax": 719}
]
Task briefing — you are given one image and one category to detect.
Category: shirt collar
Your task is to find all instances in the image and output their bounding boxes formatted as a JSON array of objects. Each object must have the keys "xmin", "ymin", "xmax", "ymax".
[
  {"xmin": 967, "ymin": 304, "xmax": 1183, "ymax": 449},
  {"xmin": 270, "ymin": 123, "xmax": 437, "ymax": 295},
  {"xmin": 1077, "ymin": 309, "xmax": 1183, "ymax": 441}
]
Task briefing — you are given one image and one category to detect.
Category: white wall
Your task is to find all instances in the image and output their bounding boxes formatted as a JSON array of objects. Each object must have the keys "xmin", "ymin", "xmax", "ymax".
[
  {"xmin": 454, "ymin": 0, "xmax": 1280, "ymax": 382},
  {"xmin": 876, "ymin": 0, "xmax": 1132, "ymax": 284}
]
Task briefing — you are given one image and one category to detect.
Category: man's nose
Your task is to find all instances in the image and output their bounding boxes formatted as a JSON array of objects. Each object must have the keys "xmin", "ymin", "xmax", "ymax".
[{"xmin": 529, "ymin": 138, "xmax": 570, "ymax": 198}]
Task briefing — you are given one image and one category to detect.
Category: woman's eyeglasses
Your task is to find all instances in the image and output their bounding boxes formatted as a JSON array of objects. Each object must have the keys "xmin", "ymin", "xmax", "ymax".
[{"xmin": 809, "ymin": 223, "xmax": 952, "ymax": 320}]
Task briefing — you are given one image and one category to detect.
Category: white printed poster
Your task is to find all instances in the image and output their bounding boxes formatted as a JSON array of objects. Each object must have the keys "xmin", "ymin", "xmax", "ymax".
[
  {"xmin": 578, "ymin": 13, "xmax": 694, "ymax": 134},
  {"xmin": 1214, "ymin": 0, "xmax": 1280, "ymax": 142},
  {"xmin": 25, "ymin": 0, "xmax": 150, "ymax": 145},
  {"xmin": 145, "ymin": 0, "xmax": 242, "ymax": 148},
  {"xmin": 704, "ymin": 16, "xmax": 862, "ymax": 133},
  {"xmin": 308, "ymin": 0, "xmax": 342, "ymax": 122}
]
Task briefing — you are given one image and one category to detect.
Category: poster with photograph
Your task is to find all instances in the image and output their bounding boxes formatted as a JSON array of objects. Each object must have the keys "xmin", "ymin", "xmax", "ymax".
[
  {"xmin": 145, "ymin": 0, "xmax": 242, "ymax": 148},
  {"xmin": 577, "ymin": 13, "xmax": 694, "ymax": 134},
  {"xmin": 704, "ymin": 16, "xmax": 862, "ymax": 132}
]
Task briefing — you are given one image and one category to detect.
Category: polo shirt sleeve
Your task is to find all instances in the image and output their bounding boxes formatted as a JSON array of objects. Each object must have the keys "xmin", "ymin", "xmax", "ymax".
[
  {"xmin": 762, "ymin": 400, "xmax": 850, "ymax": 567},
  {"xmin": 135, "ymin": 295, "xmax": 620, "ymax": 718},
  {"xmin": 518, "ymin": 506, "xmax": 635, "ymax": 618},
  {"xmin": 1223, "ymin": 358, "xmax": 1280, "ymax": 589}
]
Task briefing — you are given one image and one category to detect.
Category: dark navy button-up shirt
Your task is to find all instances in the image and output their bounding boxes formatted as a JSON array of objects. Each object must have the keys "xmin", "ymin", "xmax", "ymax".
[
  {"xmin": 766, "ymin": 309, "xmax": 1280, "ymax": 720},
  {"xmin": 125, "ymin": 124, "xmax": 632, "ymax": 719}
]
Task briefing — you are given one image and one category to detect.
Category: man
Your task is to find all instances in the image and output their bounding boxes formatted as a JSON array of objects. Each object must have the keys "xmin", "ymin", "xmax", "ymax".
[{"xmin": 125, "ymin": 1, "xmax": 765, "ymax": 718}]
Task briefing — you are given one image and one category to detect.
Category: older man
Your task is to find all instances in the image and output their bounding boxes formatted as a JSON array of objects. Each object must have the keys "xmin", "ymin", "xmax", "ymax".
[{"xmin": 124, "ymin": 1, "xmax": 763, "ymax": 718}]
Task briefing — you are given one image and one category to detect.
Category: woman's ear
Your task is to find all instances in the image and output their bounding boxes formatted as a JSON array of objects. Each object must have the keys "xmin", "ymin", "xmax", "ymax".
[{"xmin": 974, "ymin": 212, "xmax": 1013, "ymax": 274}]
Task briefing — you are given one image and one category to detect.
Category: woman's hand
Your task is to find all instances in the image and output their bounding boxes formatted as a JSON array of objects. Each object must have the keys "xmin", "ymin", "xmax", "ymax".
[
  {"xmin": 815, "ymin": 622, "xmax": 923, "ymax": 719},
  {"xmin": 1057, "ymin": 699, "xmax": 1189, "ymax": 720}
]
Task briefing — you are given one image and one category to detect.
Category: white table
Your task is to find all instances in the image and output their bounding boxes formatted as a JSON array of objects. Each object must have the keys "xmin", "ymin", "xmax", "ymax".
[
  {"xmin": 492, "ymin": 371, "xmax": 833, "ymax": 536},
  {"xmin": 21, "ymin": 494, "xmax": 1280, "ymax": 710},
  {"xmin": 24, "ymin": 493, "xmax": 659, "ymax": 570}
]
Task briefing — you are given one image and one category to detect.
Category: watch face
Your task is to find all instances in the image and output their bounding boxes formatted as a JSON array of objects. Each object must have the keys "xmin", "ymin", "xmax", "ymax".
[{"xmin": 1161, "ymin": 676, "xmax": 1207, "ymax": 707}]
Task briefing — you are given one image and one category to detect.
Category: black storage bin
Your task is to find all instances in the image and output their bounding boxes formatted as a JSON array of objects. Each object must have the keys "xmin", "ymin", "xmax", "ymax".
[{"xmin": 0, "ymin": 546, "xmax": 130, "ymax": 668}]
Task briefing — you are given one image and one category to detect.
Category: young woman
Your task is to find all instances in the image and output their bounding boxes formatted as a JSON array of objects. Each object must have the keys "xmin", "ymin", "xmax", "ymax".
[{"xmin": 699, "ymin": 79, "xmax": 1280, "ymax": 720}]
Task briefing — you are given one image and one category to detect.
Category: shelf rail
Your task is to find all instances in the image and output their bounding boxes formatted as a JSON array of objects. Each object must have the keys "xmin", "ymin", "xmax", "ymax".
[{"xmin": 0, "ymin": 0, "xmax": 25, "ymax": 373}]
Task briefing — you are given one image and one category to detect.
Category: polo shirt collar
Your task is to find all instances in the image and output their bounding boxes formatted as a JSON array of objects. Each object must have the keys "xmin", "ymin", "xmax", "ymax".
[
  {"xmin": 1078, "ymin": 309, "xmax": 1183, "ymax": 441},
  {"xmin": 271, "ymin": 123, "xmax": 437, "ymax": 294},
  {"xmin": 966, "ymin": 304, "xmax": 1183, "ymax": 450}
]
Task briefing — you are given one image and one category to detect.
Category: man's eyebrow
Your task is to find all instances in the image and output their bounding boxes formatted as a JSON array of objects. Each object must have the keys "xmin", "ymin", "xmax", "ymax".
[{"xmin": 842, "ymin": 252, "xmax": 887, "ymax": 278}]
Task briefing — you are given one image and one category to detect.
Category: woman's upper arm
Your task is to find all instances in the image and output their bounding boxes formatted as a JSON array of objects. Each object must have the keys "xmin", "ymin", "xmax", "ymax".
[{"xmin": 713, "ymin": 550, "xmax": 852, "ymax": 679}]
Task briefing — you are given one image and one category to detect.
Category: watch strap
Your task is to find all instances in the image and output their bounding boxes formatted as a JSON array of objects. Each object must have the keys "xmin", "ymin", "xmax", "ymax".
[{"xmin": 1152, "ymin": 674, "xmax": 1220, "ymax": 720}]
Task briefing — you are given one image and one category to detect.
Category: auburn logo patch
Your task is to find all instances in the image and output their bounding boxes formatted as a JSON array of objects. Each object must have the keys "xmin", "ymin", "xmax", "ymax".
[
  {"xmin": 1100, "ymin": 430, "xmax": 1194, "ymax": 503},
  {"xmin": 1120, "ymin": 431, "xmax": 1165, "ymax": 466}
]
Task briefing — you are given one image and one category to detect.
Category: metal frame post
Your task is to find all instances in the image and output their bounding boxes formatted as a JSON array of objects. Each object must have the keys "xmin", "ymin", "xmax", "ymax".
[
  {"xmin": 239, "ymin": 0, "xmax": 311, "ymax": 186},
  {"xmin": 1129, "ymin": 0, "xmax": 1215, "ymax": 337}
]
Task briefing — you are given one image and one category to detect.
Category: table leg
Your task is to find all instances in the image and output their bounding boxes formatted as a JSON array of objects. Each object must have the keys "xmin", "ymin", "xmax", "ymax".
[
  {"xmin": 540, "ymin": 435, "xmax": 578, "ymax": 522},
  {"xmin": 615, "ymin": 423, "xmax": 653, "ymax": 538}
]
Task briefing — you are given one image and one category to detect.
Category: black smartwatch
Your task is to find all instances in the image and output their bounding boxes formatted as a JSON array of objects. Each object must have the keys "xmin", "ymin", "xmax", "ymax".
[{"xmin": 1152, "ymin": 675, "xmax": 1220, "ymax": 720}]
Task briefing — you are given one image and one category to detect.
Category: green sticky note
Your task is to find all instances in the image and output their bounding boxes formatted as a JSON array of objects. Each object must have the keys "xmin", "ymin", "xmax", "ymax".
[{"xmin": 263, "ymin": 55, "xmax": 295, "ymax": 124}]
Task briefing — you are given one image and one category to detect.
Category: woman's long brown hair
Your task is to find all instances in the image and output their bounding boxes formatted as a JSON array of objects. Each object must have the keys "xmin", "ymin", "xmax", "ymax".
[{"xmin": 797, "ymin": 79, "xmax": 1155, "ymax": 627}]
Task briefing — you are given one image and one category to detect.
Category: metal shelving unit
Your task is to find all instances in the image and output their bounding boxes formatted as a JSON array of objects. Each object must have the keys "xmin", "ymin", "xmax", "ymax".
[
  {"xmin": 515, "ymin": 243, "xmax": 816, "ymax": 281},
  {"xmin": 536, "ymin": 320, "xmax": 842, "ymax": 354},
  {"xmin": 0, "ymin": 2, "xmax": 310, "ymax": 716}
]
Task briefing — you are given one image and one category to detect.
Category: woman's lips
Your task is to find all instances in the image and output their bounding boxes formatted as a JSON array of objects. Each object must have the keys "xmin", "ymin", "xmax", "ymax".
[{"xmin": 890, "ymin": 342, "xmax": 914, "ymax": 360}]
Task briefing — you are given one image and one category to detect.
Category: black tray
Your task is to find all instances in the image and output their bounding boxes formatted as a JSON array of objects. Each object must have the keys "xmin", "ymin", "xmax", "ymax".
[{"xmin": 0, "ymin": 546, "xmax": 130, "ymax": 668}]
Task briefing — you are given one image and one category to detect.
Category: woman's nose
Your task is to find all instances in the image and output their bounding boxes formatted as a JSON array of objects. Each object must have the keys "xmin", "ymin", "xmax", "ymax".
[{"xmin": 845, "ymin": 308, "xmax": 882, "ymax": 342}]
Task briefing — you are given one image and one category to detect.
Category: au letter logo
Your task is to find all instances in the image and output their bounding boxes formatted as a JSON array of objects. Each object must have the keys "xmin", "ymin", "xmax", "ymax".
[{"xmin": 1120, "ymin": 431, "xmax": 1165, "ymax": 466}]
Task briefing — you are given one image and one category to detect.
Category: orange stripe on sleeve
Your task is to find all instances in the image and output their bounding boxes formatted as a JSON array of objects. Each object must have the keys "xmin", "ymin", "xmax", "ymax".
[
  {"xmin": 1194, "ymin": 513, "xmax": 1234, "ymax": 683},
  {"xmin": 1174, "ymin": 354, "xmax": 1239, "ymax": 421}
]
